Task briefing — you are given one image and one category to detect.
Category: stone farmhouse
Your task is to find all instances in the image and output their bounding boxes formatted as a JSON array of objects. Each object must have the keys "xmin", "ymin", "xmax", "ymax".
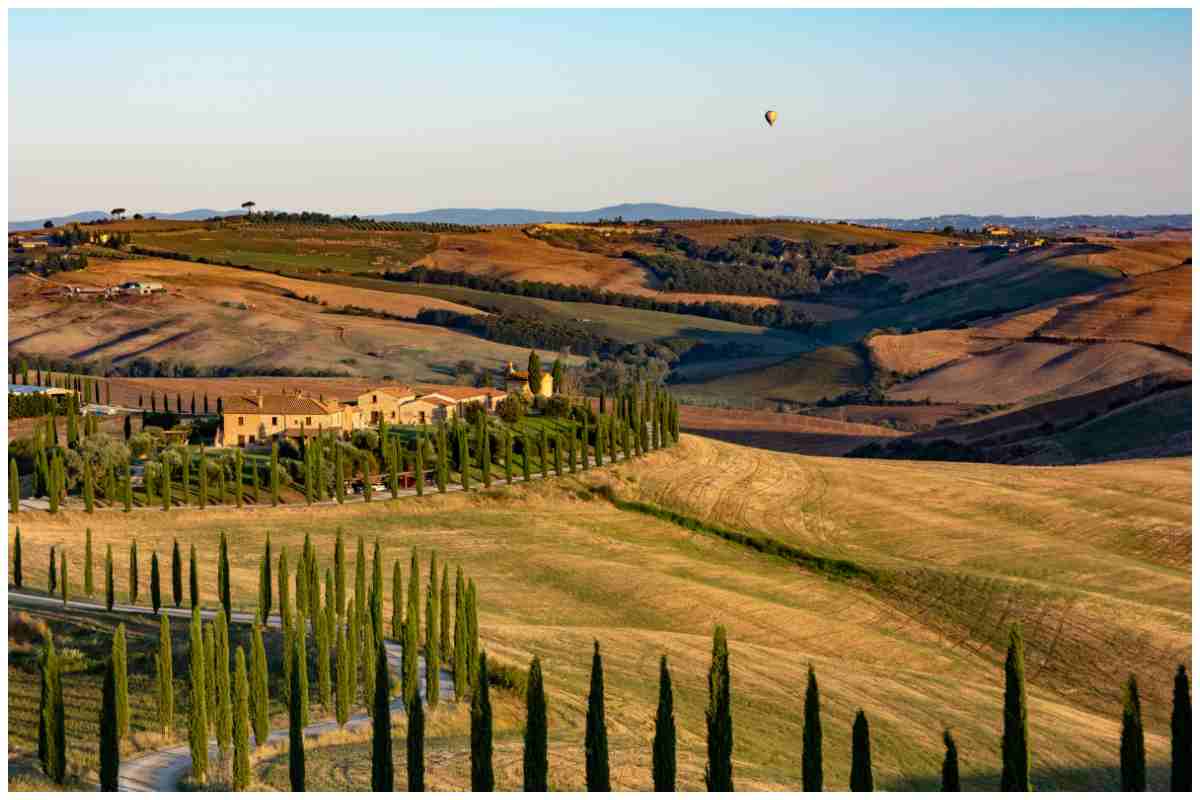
[
  {"xmin": 217, "ymin": 384, "xmax": 509, "ymax": 447},
  {"xmin": 504, "ymin": 361, "xmax": 554, "ymax": 398}
]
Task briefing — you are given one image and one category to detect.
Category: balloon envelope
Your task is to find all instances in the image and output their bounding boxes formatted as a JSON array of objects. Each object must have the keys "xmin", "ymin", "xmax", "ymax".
[{"xmin": 764, "ymin": 110, "xmax": 778, "ymax": 127}]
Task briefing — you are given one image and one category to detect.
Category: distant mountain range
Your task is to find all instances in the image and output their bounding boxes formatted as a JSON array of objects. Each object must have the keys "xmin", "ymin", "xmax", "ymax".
[{"xmin": 10, "ymin": 204, "xmax": 1189, "ymax": 232}]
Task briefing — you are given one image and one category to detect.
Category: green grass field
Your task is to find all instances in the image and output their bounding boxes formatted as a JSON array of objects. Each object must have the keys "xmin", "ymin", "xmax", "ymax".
[
  {"xmin": 132, "ymin": 224, "xmax": 436, "ymax": 274},
  {"xmin": 671, "ymin": 345, "xmax": 869, "ymax": 406},
  {"xmin": 1054, "ymin": 388, "xmax": 1191, "ymax": 460}
]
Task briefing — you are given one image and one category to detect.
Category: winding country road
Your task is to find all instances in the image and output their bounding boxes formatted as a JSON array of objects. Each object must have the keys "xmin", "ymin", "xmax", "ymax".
[{"xmin": 10, "ymin": 590, "xmax": 454, "ymax": 792}]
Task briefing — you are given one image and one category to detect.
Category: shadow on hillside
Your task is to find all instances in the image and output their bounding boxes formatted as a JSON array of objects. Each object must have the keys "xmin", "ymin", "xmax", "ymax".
[
  {"xmin": 679, "ymin": 426, "xmax": 890, "ymax": 457},
  {"xmin": 879, "ymin": 761, "xmax": 1171, "ymax": 792}
]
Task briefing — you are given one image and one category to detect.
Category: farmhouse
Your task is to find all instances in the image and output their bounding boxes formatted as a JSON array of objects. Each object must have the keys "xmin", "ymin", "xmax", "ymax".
[
  {"xmin": 504, "ymin": 362, "xmax": 553, "ymax": 398},
  {"xmin": 8, "ymin": 383, "xmax": 74, "ymax": 397},
  {"xmin": 119, "ymin": 281, "xmax": 165, "ymax": 295},
  {"xmin": 354, "ymin": 385, "xmax": 417, "ymax": 425},
  {"xmin": 218, "ymin": 388, "xmax": 347, "ymax": 447}
]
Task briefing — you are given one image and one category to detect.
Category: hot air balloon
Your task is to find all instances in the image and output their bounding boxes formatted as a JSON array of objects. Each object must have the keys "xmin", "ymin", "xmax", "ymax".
[{"xmin": 764, "ymin": 109, "xmax": 778, "ymax": 127}]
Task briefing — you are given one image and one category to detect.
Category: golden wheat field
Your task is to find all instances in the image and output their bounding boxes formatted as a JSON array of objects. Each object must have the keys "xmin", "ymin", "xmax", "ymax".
[{"xmin": 8, "ymin": 435, "xmax": 1189, "ymax": 790}]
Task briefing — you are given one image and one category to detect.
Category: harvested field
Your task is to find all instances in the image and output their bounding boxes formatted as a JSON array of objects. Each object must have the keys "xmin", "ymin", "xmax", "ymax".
[
  {"xmin": 867, "ymin": 329, "xmax": 1000, "ymax": 375},
  {"xmin": 673, "ymin": 345, "xmax": 869, "ymax": 406},
  {"xmin": 678, "ymin": 404, "xmax": 902, "ymax": 455},
  {"xmin": 801, "ymin": 403, "xmax": 984, "ymax": 432}
]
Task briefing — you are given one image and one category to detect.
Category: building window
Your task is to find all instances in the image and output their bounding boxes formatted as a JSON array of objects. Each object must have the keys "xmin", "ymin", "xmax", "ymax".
[
  {"xmin": 306, "ymin": 416, "xmax": 312, "ymax": 425},
  {"xmin": 238, "ymin": 416, "xmax": 244, "ymax": 425},
  {"xmin": 272, "ymin": 416, "xmax": 278, "ymax": 425},
  {"xmin": 238, "ymin": 434, "xmax": 246, "ymax": 446},
  {"xmin": 373, "ymin": 394, "xmax": 378, "ymax": 403}
]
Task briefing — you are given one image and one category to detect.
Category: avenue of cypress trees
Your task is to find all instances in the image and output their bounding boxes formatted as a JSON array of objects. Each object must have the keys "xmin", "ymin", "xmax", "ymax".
[
  {"xmin": 233, "ymin": 646, "xmax": 251, "ymax": 790},
  {"xmin": 203, "ymin": 624, "xmax": 217, "ymax": 738},
  {"xmin": 705, "ymin": 625, "xmax": 733, "ymax": 791},
  {"xmin": 408, "ymin": 673, "xmax": 426, "ymax": 791},
  {"xmin": 803, "ymin": 664, "xmax": 823, "ymax": 792},
  {"xmin": 105, "ymin": 544, "xmax": 114, "ymax": 610},
  {"xmin": 181, "ymin": 451, "xmax": 190, "ymax": 503},
  {"xmin": 218, "ymin": 531, "xmax": 232, "ymax": 619},
  {"xmin": 334, "ymin": 528, "xmax": 346, "ymax": 618},
  {"xmin": 189, "ymin": 609, "xmax": 208, "ymax": 784},
  {"xmin": 523, "ymin": 655, "xmax": 548, "ymax": 791},
  {"xmin": 150, "ymin": 551, "xmax": 161, "ymax": 614},
  {"xmin": 471, "ymin": 651, "xmax": 495, "ymax": 791},
  {"xmin": 84, "ymin": 528, "xmax": 94, "ymax": 596},
  {"xmin": 12, "ymin": 527, "xmax": 22, "ymax": 588},
  {"xmin": 1172, "ymin": 664, "xmax": 1191, "ymax": 791},
  {"xmin": 392, "ymin": 560, "xmax": 403, "ymax": 639},
  {"xmin": 251, "ymin": 620, "xmax": 269, "ymax": 745},
  {"xmin": 189, "ymin": 544, "xmax": 199, "ymax": 610},
  {"xmin": 850, "ymin": 709, "xmax": 874, "ymax": 791},
  {"xmin": 50, "ymin": 635, "xmax": 66, "ymax": 782},
  {"xmin": 1120, "ymin": 674, "xmax": 1146, "ymax": 792},
  {"xmin": 941, "ymin": 729, "xmax": 961, "ymax": 791},
  {"xmin": 59, "ymin": 550, "xmax": 68, "ymax": 608},
  {"xmin": 289, "ymin": 638, "xmax": 306, "ymax": 791},
  {"xmin": 336, "ymin": 622, "xmax": 351, "ymax": 728},
  {"xmin": 171, "ymin": 539, "xmax": 182, "ymax": 608},
  {"xmin": 653, "ymin": 654, "xmax": 676, "ymax": 792},
  {"xmin": 1000, "ymin": 624, "xmax": 1030, "ymax": 791},
  {"xmin": 214, "ymin": 611, "xmax": 233, "ymax": 764},
  {"xmin": 128, "ymin": 541, "xmax": 139, "ymax": 604},
  {"xmin": 371, "ymin": 643, "xmax": 394, "ymax": 791},
  {"xmin": 100, "ymin": 656, "xmax": 120, "ymax": 791},
  {"xmin": 585, "ymin": 640, "xmax": 612, "ymax": 791},
  {"xmin": 259, "ymin": 534, "xmax": 273, "ymax": 623},
  {"xmin": 158, "ymin": 613, "xmax": 174, "ymax": 734}
]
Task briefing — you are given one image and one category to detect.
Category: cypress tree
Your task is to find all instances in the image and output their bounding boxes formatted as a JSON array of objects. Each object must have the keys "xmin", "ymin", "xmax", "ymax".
[
  {"xmin": 158, "ymin": 456, "xmax": 168, "ymax": 511},
  {"xmin": 171, "ymin": 539, "xmax": 182, "ymax": 607},
  {"xmin": 405, "ymin": 549, "xmax": 420, "ymax": 702},
  {"xmin": 454, "ymin": 566, "xmax": 468, "ymax": 699},
  {"xmin": 1120, "ymin": 674, "xmax": 1146, "ymax": 792},
  {"xmin": 371, "ymin": 540, "xmax": 384, "ymax": 643},
  {"xmin": 10, "ymin": 457, "xmax": 20, "ymax": 513},
  {"xmin": 59, "ymin": 549, "xmax": 68, "ymax": 608},
  {"xmin": 581, "ymin": 419, "xmax": 590, "ymax": 469},
  {"xmin": 296, "ymin": 540, "xmax": 309, "ymax": 617},
  {"xmin": 259, "ymin": 534, "xmax": 273, "ymax": 623},
  {"xmin": 189, "ymin": 612, "xmax": 209, "ymax": 783},
  {"xmin": 189, "ymin": 543, "xmax": 199, "ymax": 610},
  {"xmin": 426, "ymin": 580, "xmax": 440, "ymax": 707},
  {"xmin": 158, "ymin": 613, "xmax": 174, "ymax": 734},
  {"xmin": 105, "ymin": 544, "xmax": 114, "ymax": 610},
  {"xmin": 336, "ymin": 622, "xmax": 351, "ymax": 728},
  {"xmin": 129, "ymin": 541, "xmax": 139, "ymax": 604},
  {"xmin": 233, "ymin": 646, "xmax": 251, "ymax": 790},
  {"xmin": 850, "ymin": 709, "xmax": 874, "ymax": 791},
  {"xmin": 218, "ymin": 531, "xmax": 231, "ymax": 620},
  {"xmin": 440, "ymin": 566, "xmax": 451, "ymax": 676},
  {"xmin": 39, "ymin": 636, "xmax": 59, "ymax": 781},
  {"xmin": 296, "ymin": 609, "xmax": 310, "ymax": 728},
  {"xmin": 48, "ymin": 545, "xmax": 56, "ymax": 594},
  {"xmin": 803, "ymin": 664, "xmax": 823, "ymax": 792},
  {"xmin": 522, "ymin": 434, "xmax": 531, "ymax": 481},
  {"xmin": 355, "ymin": 537, "xmax": 367, "ymax": 624},
  {"xmin": 585, "ymin": 640, "xmax": 611, "ymax": 791},
  {"xmin": 334, "ymin": 528, "xmax": 346, "ymax": 618},
  {"xmin": 392, "ymin": 560, "xmax": 403, "ymax": 639},
  {"xmin": 467, "ymin": 580, "xmax": 479, "ymax": 689},
  {"xmin": 653, "ymin": 654, "xmax": 676, "ymax": 792},
  {"xmin": 941, "ymin": 730, "xmax": 961, "ymax": 791},
  {"xmin": 1000, "ymin": 624, "xmax": 1030, "ymax": 791},
  {"xmin": 100, "ymin": 656, "xmax": 120, "ymax": 791},
  {"xmin": 408, "ymin": 673, "xmax": 426, "ymax": 791},
  {"xmin": 705, "ymin": 625, "xmax": 733, "ymax": 791},
  {"xmin": 324, "ymin": 569, "xmax": 336, "ymax": 661},
  {"xmin": 251, "ymin": 620, "xmax": 269, "ymax": 746},
  {"xmin": 523, "ymin": 655, "xmax": 548, "ymax": 791},
  {"xmin": 361, "ymin": 610, "xmax": 377, "ymax": 712},
  {"xmin": 318, "ymin": 604, "xmax": 332, "ymax": 712},
  {"xmin": 1172, "ymin": 664, "xmax": 1191, "ymax": 791},
  {"xmin": 480, "ymin": 426, "xmax": 491, "ymax": 488},
  {"xmin": 251, "ymin": 456, "xmax": 260, "ymax": 504},
  {"xmin": 13, "ymin": 527, "xmax": 22, "ymax": 588},
  {"xmin": 371, "ymin": 643, "xmax": 394, "ymax": 791},
  {"xmin": 214, "ymin": 611, "xmax": 233, "ymax": 763},
  {"xmin": 83, "ymin": 459, "xmax": 95, "ymax": 513},
  {"xmin": 288, "ymin": 637, "xmax": 306, "ymax": 792},
  {"xmin": 278, "ymin": 547, "xmax": 291, "ymax": 629},
  {"xmin": 335, "ymin": 444, "xmax": 345, "ymax": 503},
  {"xmin": 346, "ymin": 595, "xmax": 360, "ymax": 712},
  {"xmin": 271, "ymin": 441, "xmax": 280, "ymax": 506},
  {"xmin": 471, "ymin": 651, "xmax": 495, "ymax": 791},
  {"xmin": 84, "ymin": 528, "xmax": 94, "ymax": 596},
  {"xmin": 150, "ymin": 551, "xmax": 161, "ymax": 613},
  {"xmin": 181, "ymin": 451, "xmax": 190, "ymax": 503}
]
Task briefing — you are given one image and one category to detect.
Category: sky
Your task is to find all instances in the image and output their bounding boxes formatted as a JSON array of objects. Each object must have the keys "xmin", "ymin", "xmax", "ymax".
[{"xmin": 7, "ymin": 8, "xmax": 1192, "ymax": 219}]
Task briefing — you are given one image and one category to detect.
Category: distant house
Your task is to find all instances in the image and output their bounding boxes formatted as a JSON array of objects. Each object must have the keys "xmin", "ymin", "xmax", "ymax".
[
  {"xmin": 119, "ymin": 281, "xmax": 165, "ymax": 295},
  {"xmin": 219, "ymin": 389, "xmax": 347, "ymax": 447},
  {"xmin": 504, "ymin": 362, "xmax": 553, "ymax": 398},
  {"xmin": 9, "ymin": 383, "xmax": 73, "ymax": 397},
  {"xmin": 355, "ymin": 385, "xmax": 417, "ymax": 426}
]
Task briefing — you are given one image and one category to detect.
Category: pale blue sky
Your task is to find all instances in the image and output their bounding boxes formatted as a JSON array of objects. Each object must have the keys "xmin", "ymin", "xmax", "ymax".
[{"xmin": 8, "ymin": 9, "xmax": 1192, "ymax": 219}]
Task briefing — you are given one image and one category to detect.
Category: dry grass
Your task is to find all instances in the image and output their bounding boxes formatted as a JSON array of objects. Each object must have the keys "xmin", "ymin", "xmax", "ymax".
[{"xmin": 8, "ymin": 435, "xmax": 1187, "ymax": 790}]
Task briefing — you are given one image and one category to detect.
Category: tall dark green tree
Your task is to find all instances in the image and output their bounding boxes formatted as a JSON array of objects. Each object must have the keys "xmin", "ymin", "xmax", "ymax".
[
  {"xmin": 371, "ymin": 643, "xmax": 394, "ymax": 791},
  {"xmin": 1000, "ymin": 625, "xmax": 1030, "ymax": 791},
  {"xmin": 335, "ymin": 622, "xmax": 351, "ymax": 728},
  {"xmin": 44, "ymin": 634, "xmax": 67, "ymax": 783},
  {"xmin": 523, "ymin": 655, "xmax": 548, "ymax": 791},
  {"xmin": 214, "ymin": 611, "xmax": 233, "ymax": 763},
  {"xmin": 585, "ymin": 640, "xmax": 611, "ymax": 791},
  {"xmin": 271, "ymin": 441, "xmax": 281, "ymax": 506},
  {"xmin": 334, "ymin": 528, "xmax": 346, "ymax": 618},
  {"xmin": 218, "ymin": 531, "xmax": 232, "ymax": 619},
  {"xmin": 150, "ymin": 551, "xmax": 161, "ymax": 613},
  {"xmin": 48, "ymin": 545, "xmax": 56, "ymax": 594},
  {"xmin": 189, "ymin": 543, "xmax": 199, "ymax": 609},
  {"xmin": 1172, "ymin": 665, "xmax": 1191, "ymax": 791},
  {"xmin": 83, "ymin": 528, "xmax": 94, "ymax": 596},
  {"xmin": 251, "ymin": 620, "xmax": 269, "ymax": 746},
  {"xmin": 9, "ymin": 458, "xmax": 19, "ymax": 514},
  {"xmin": 404, "ymin": 548, "xmax": 421, "ymax": 702},
  {"xmin": 705, "ymin": 625, "xmax": 733, "ymax": 791},
  {"xmin": 426, "ymin": 555, "xmax": 440, "ymax": 708},
  {"xmin": 59, "ymin": 549, "xmax": 68, "ymax": 608},
  {"xmin": 440, "ymin": 566, "xmax": 451, "ymax": 681},
  {"xmin": 408, "ymin": 673, "xmax": 426, "ymax": 791},
  {"xmin": 392, "ymin": 560, "xmax": 403, "ymax": 639},
  {"xmin": 12, "ymin": 527, "xmax": 22, "ymax": 588},
  {"xmin": 803, "ymin": 664, "xmax": 823, "ymax": 792},
  {"xmin": 471, "ymin": 651, "xmax": 495, "ymax": 791},
  {"xmin": 454, "ymin": 567, "xmax": 468, "ymax": 699},
  {"xmin": 467, "ymin": 580, "xmax": 479, "ymax": 689},
  {"xmin": 171, "ymin": 539, "xmax": 182, "ymax": 608},
  {"xmin": 188, "ymin": 609, "xmax": 208, "ymax": 784},
  {"xmin": 278, "ymin": 547, "xmax": 291, "ymax": 629},
  {"xmin": 653, "ymin": 655, "xmax": 676, "ymax": 792},
  {"xmin": 157, "ymin": 614, "xmax": 174, "ymax": 734},
  {"xmin": 259, "ymin": 534, "xmax": 273, "ymax": 623},
  {"xmin": 850, "ymin": 709, "xmax": 874, "ymax": 791},
  {"xmin": 99, "ymin": 656, "xmax": 120, "ymax": 791},
  {"xmin": 232, "ymin": 646, "xmax": 251, "ymax": 790},
  {"xmin": 105, "ymin": 544, "xmax": 114, "ymax": 610},
  {"xmin": 128, "ymin": 541, "xmax": 139, "ymax": 604},
  {"xmin": 288, "ymin": 637, "xmax": 306, "ymax": 791},
  {"xmin": 941, "ymin": 730, "xmax": 961, "ymax": 791},
  {"xmin": 1120, "ymin": 674, "xmax": 1146, "ymax": 792}
]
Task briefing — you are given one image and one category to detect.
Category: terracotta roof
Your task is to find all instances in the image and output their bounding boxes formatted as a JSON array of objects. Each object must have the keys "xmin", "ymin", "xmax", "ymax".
[
  {"xmin": 420, "ymin": 397, "xmax": 455, "ymax": 407},
  {"xmin": 223, "ymin": 391, "xmax": 342, "ymax": 415},
  {"xmin": 413, "ymin": 385, "xmax": 506, "ymax": 400},
  {"xmin": 363, "ymin": 385, "xmax": 415, "ymax": 399}
]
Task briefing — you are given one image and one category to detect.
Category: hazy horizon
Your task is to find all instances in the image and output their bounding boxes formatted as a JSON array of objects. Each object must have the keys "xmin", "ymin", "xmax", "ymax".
[{"xmin": 9, "ymin": 9, "xmax": 1191, "ymax": 220}]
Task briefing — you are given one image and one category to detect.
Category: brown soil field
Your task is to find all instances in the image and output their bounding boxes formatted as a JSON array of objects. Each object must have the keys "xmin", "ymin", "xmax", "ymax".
[
  {"xmin": 887, "ymin": 340, "xmax": 1189, "ymax": 405},
  {"xmin": 1065, "ymin": 236, "xmax": 1191, "ymax": 276},
  {"xmin": 802, "ymin": 403, "xmax": 983, "ymax": 432},
  {"xmin": 867, "ymin": 329, "xmax": 1003, "ymax": 375},
  {"xmin": 678, "ymin": 405, "xmax": 901, "ymax": 455},
  {"xmin": 9, "ymin": 435, "xmax": 1188, "ymax": 789},
  {"xmin": 9, "ymin": 259, "xmax": 577, "ymax": 381}
]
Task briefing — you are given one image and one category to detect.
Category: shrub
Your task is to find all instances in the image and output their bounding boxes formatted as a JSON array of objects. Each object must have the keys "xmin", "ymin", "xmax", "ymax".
[{"xmin": 495, "ymin": 394, "xmax": 527, "ymax": 424}]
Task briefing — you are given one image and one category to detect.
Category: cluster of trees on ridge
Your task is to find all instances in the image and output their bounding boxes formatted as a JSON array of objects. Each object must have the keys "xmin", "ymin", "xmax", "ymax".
[
  {"xmin": 15, "ymin": 528, "xmax": 1191, "ymax": 791},
  {"xmin": 230, "ymin": 210, "xmax": 488, "ymax": 234}
]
